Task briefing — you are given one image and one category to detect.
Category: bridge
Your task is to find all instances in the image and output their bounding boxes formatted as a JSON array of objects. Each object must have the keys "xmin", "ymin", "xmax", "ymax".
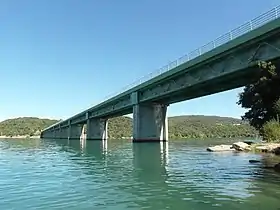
[{"xmin": 41, "ymin": 6, "xmax": 280, "ymax": 142}]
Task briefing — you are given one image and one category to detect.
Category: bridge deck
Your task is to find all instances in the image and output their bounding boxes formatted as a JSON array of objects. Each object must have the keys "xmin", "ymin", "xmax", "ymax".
[{"xmin": 43, "ymin": 6, "xmax": 280, "ymax": 131}]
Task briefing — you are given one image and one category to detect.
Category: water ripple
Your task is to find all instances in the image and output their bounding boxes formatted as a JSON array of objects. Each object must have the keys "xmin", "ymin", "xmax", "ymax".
[{"xmin": 0, "ymin": 139, "xmax": 280, "ymax": 210}]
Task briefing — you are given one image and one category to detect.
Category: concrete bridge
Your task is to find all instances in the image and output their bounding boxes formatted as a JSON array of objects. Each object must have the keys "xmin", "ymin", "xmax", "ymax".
[{"xmin": 41, "ymin": 6, "xmax": 280, "ymax": 142}]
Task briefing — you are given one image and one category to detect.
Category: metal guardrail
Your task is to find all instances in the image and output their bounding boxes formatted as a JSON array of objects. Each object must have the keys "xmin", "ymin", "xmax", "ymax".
[{"xmin": 103, "ymin": 5, "xmax": 280, "ymax": 101}]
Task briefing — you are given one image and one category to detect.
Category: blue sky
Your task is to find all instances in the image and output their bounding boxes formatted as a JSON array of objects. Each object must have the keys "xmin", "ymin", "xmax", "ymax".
[{"xmin": 0, "ymin": 0, "xmax": 279, "ymax": 121}]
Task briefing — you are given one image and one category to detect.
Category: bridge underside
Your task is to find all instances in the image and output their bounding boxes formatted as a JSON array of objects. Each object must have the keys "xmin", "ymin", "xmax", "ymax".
[{"xmin": 41, "ymin": 18, "xmax": 280, "ymax": 142}]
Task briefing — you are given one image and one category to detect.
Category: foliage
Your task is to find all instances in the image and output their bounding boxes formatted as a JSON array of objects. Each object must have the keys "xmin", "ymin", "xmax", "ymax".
[
  {"xmin": 237, "ymin": 61, "xmax": 280, "ymax": 130},
  {"xmin": 0, "ymin": 115, "xmax": 257, "ymax": 139},
  {"xmin": 108, "ymin": 117, "xmax": 132, "ymax": 139},
  {"xmin": 0, "ymin": 117, "xmax": 58, "ymax": 137},
  {"xmin": 273, "ymin": 98, "xmax": 280, "ymax": 118},
  {"xmin": 168, "ymin": 115, "xmax": 256, "ymax": 139},
  {"xmin": 262, "ymin": 119, "xmax": 280, "ymax": 142},
  {"xmin": 107, "ymin": 115, "xmax": 257, "ymax": 139}
]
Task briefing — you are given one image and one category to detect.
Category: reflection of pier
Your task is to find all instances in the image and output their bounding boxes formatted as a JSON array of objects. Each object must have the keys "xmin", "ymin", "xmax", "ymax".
[
  {"xmin": 133, "ymin": 142, "xmax": 169, "ymax": 181},
  {"xmin": 84, "ymin": 140, "xmax": 108, "ymax": 159},
  {"xmin": 51, "ymin": 140, "xmax": 239, "ymax": 209},
  {"xmin": 67, "ymin": 139, "xmax": 108, "ymax": 161},
  {"xmin": 130, "ymin": 142, "xmax": 184, "ymax": 209}
]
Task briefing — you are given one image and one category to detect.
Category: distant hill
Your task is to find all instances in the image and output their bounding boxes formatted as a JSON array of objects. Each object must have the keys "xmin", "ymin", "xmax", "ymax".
[
  {"xmin": 108, "ymin": 115, "xmax": 257, "ymax": 139},
  {"xmin": 0, "ymin": 117, "xmax": 58, "ymax": 137},
  {"xmin": 168, "ymin": 115, "xmax": 255, "ymax": 139},
  {"xmin": 0, "ymin": 115, "xmax": 257, "ymax": 139}
]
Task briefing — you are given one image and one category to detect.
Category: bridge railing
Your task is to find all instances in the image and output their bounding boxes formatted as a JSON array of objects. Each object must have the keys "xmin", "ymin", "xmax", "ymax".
[{"xmin": 103, "ymin": 5, "xmax": 280, "ymax": 101}]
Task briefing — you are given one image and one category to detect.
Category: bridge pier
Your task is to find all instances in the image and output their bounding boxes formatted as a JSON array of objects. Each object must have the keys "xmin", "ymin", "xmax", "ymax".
[
  {"xmin": 53, "ymin": 129, "xmax": 57, "ymax": 139},
  {"xmin": 59, "ymin": 127, "xmax": 68, "ymax": 139},
  {"xmin": 87, "ymin": 118, "xmax": 108, "ymax": 140},
  {"xmin": 133, "ymin": 103, "xmax": 168, "ymax": 142},
  {"xmin": 69, "ymin": 124, "xmax": 83, "ymax": 139},
  {"xmin": 55, "ymin": 129, "xmax": 60, "ymax": 139}
]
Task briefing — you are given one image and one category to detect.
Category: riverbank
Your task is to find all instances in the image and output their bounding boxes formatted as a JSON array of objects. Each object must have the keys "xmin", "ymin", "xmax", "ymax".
[
  {"xmin": 0, "ymin": 135, "xmax": 40, "ymax": 139},
  {"xmin": 207, "ymin": 141, "xmax": 280, "ymax": 172},
  {"xmin": 207, "ymin": 141, "xmax": 280, "ymax": 154}
]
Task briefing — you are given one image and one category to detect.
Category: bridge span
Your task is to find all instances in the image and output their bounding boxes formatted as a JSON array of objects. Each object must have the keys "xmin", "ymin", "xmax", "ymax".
[{"xmin": 41, "ymin": 6, "xmax": 280, "ymax": 142}]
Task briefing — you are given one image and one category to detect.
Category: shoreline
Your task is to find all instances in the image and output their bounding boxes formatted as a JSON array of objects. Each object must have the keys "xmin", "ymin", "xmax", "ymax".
[
  {"xmin": 207, "ymin": 141, "xmax": 280, "ymax": 154},
  {"xmin": 0, "ymin": 135, "xmax": 40, "ymax": 139},
  {"xmin": 207, "ymin": 141, "xmax": 280, "ymax": 172}
]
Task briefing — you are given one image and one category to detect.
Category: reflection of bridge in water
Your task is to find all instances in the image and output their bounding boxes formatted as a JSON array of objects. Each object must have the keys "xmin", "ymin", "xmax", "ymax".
[{"xmin": 48, "ymin": 139, "xmax": 279, "ymax": 209}]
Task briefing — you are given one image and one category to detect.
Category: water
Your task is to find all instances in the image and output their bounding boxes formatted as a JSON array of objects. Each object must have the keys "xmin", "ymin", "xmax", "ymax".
[{"xmin": 0, "ymin": 138, "xmax": 280, "ymax": 210}]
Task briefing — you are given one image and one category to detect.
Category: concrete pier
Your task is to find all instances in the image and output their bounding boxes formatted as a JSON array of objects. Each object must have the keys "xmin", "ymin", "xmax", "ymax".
[
  {"xmin": 69, "ymin": 124, "xmax": 83, "ymax": 139},
  {"xmin": 133, "ymin": 104, "xmax": 168, "ymax": 142},
  {"xmin": 61, "ymin": 127, "xmax": 68, "ymax": 139},
  {"xmin": 87, "ymin": 118, "xmax": 108, "ymax": 140},
  {"xmin": 54, "ymin": 129, "xmax": 61, "ymax": 139}
]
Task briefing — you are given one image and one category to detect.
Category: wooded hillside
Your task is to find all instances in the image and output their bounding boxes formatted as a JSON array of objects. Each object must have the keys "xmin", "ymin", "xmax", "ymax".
[
  {"xmin": 107, "ymin": 115, "xmax": 257, "ymax": 139},
  {"xmin": 0, "ymin": 115, "xmax": 257, "ymax": 139},
  {"xmin": 0, "ymin": 117, "xmax": 58, "ymax": 137}
]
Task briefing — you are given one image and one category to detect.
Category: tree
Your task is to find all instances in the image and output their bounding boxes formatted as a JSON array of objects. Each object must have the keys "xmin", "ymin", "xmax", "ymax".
[{"xmin": 237, "ymin": 61, "xmax": 280, "ymax": 130}]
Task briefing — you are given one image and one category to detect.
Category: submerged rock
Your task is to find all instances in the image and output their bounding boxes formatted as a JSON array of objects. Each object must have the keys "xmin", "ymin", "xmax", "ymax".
[
  {"xmin": 206, "ymin": 144, "xmax": 234, "ymax": 152},
  {"xmin": 274, "ymin": 163, "xmax": 280, "ymax": 172},
  {"xmin": 249, "ymin": 160, "xmax": 261, "ymax": 163},
  {"xmin": 272, "ymin": 147, "xmax": 280, "ymax": 155},
  {"xmin": 243, "ymin": 140, "xmax": 255, "ymax": 145},
  {"xmin": 232, "ymin": 142, "xmax": 251, "ymax": 151}
]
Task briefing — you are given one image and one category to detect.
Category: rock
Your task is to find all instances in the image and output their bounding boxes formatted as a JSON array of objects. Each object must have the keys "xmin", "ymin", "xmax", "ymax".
[
  {"xmin": 249, "ymin": 160, "xmax": 261, "ymax": 163},
  {"xmin": 274, "ymin": 163, "xmax": 280, "ymax": 172},
  {"xmin": 255, "ymin": 146, "xmax": 269, "ymax": 152},
  {"xmin": 243, "ymin": 140, "xmax": 254, "ymax": 145},
  {"xmin": 272, "ymin": 147, "xmax": 280, "ymax": 155},
  {"xmin": 206, "ymin": 144, "xmax": 234, "ymax": 152},
  {"xmin": 232, "ymin": 142, "xmax": 251, "ymax": 151},
  {"xmin": 254, "ymin": 143, "xmax": 280, "ymax": 153}
]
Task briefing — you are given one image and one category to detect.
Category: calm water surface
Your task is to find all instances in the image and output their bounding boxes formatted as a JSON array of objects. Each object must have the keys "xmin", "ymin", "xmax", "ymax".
[{"xmin": 0, "ymin": 138, "xmax": 280, "ymax": 210}]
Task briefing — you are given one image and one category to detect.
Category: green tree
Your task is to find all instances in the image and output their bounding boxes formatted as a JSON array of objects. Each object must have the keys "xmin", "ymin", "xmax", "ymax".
[
  {"xmin": 262, "ymin": 119, "xmax": 280, "ymax": 142},
  {"xmin": 237, "ymin": 61, "xmax": 280, "ymax": 130}
]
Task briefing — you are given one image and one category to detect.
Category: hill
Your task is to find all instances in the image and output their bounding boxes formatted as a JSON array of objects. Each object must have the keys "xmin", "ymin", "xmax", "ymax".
[
  {"xmin": 168, "ymin": 115, "xmax": 256, "ymax": 139},
  {"xmin": 0, "ymin": 115, "xmax": 257, "ymax": 139},
  {"xmin": 0, "ymin": 117, "xmax": 59, "ymax": 137},
  {"xmin": 107, "ymin": 115, "xmax": 257, "ymax": 139}
]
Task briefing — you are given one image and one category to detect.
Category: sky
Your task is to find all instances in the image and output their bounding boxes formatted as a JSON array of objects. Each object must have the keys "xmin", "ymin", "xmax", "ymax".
[{"xmin": 0, "ymin": 0, "xmax": 279, "ymax": 122}]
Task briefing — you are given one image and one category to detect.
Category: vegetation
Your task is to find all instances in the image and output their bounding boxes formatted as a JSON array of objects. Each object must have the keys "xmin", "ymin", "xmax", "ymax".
[
  {"xmin": 0, "ymin": 116, "xmax": 256, "ymax": 139},
  {"xmin": 262, "ymin": 119, "xmax": 280, "ymax": 142},
  {"xmin": 168, "ymin": 115, "xmax": 256, "ymax": 139},
  {"xmin": 237, "ymin": 60, "xmax": 280, "ymax": 142},
  {"xmin": 108, "ymin": 117, "xmax": 132, "ymax": 139},
  {"xmin": 107, "ymin": 115, "xmax": 257, "ymax": 139},
  {"xmin": 237, "ymin": 61, "xmax": 280, "ymax": 130},
  {"xmin": 0, "ymin": 117, "xmax": 58, "ymax": 137}
]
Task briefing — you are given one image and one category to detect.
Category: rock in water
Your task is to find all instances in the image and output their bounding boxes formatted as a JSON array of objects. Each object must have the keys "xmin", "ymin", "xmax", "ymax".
[
  {"xmin": 255, "ymin": 144, "xmax": 280, "ymax": 153},
  {"xmin": 274, "ymin": 163, "xmax": 280, "ymax": 172},
  {"xmin": 232, "ymin": 142, "xmax": 251, "ymax": 151},
  {"xmin": 249, "ymin": 160, "xmax": 261, "ymax": 163},
  {"xmin": 272, "ymin": 147, "xmax": 280, "ymax": 155},
  {"xmin": 206, "ymin": 145, "xmax": 234, "ymax": 152}
]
